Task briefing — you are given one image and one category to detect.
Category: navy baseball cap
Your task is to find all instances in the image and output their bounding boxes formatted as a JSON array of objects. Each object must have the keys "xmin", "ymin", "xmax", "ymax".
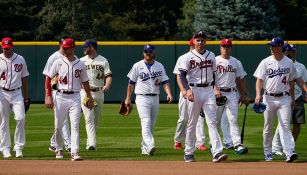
[
  {"xmin": 290, "ymin": 44, "xmax": 296, "ymax": 52},
  {"xmin": 268, "ymin": 37, "xmax": 284, "ymax": 47},
  {"xmin": 83, "ymin": 39, "xmax": 98, "ymax": 49},
  {"xmin": 144, "ymin": 44, "xmax": 155, "ymax": 53},
  {"xmin": 282, "ymin": 43, "xmax": 292, "ymax": 52},
  {"xmin": 193, "ymin": 30, "xmax": 207, "ymax": 38}
]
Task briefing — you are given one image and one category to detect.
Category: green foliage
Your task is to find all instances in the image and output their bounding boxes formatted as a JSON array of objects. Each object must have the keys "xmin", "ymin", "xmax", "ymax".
[
  {"xmin": 176, "ymin": 0, "xmax": 196, "ymax": 40},
  {"xmin": 194, "ymin": 0, "xmax": 283, "ymax": 40}
]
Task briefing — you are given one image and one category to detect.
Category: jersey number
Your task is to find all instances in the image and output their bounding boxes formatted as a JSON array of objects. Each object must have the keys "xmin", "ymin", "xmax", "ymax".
[
  {"xmin": 282, "ymin": 77, "xmax": 287, "ymax": 85},
  {"xmin": 59, "ymin": 76, "xmax": 68, "ymax": 84},
  {"xmin": 0, "ymin": 72, "xmax": 5, "ymax": 80},
  {"xmin": 96, "ymin": 73, "xmax": 104, "ymax": 80}
]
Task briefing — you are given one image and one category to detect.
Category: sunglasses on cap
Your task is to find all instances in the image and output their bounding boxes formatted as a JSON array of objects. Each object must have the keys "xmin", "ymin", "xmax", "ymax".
[{"xmin": 144, "ymin": 50, "xmax": 154, "ymax": 54}]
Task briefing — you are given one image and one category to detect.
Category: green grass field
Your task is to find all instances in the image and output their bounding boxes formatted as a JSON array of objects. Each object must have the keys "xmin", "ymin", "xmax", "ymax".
[{"xmin": 6, "ymin": 104, "xmax": 307, "ymax": 162}]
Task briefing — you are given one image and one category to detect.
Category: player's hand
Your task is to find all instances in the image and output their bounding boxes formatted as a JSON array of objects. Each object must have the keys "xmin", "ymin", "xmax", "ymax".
[
  {"xmin": 187, "ymin": 89, "xmax": 194, "ymax": 102},
  {"xmin": 181, "ymin": 90, "xmax": 187, "ymax": 99},
  {"xmin": 166, "ymin": 94, "xmax": 173, "ymax": 103},
  {"xmin": 254, "ymin": 94, "xmax": 262, "ymax": 105},
  {"xmin": 214, "ymin": 88, "xmax": 221, "ymax": 98},
  {"xmin": 86, "ymin": 97, "xmax": 95, "ymax": 110},
  {"xmin": 45, "ymin": 95, "xmax": 54, "ymax": 109},
  {"xmin": 125, "ymin": 98, "xmax": 131, "ymax": 107},
  {"xmin": 102, "ymin": 85, "xmax": 110, "ymax": 93}
]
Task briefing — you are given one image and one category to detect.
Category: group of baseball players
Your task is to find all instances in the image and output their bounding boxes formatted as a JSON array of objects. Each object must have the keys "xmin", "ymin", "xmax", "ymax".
[{"xmin": 0, "ymin": 31, "xmax": 306, "ymax": 163}]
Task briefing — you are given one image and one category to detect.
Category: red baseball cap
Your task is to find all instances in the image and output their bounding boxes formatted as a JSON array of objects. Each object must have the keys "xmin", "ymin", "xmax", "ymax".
[
  {"xmin": 61, "ymin": 38, "xmax": 75, "ymax": 48},
  {"xmin": 220, "ymin": 38, "xmax": 232, "ymax": 46},
  {"xmin": 1, "ymin": 37, "xmax": 13, "ymax": 49},
  {"xmin": 189, "ymin": 38, "xmax": 194, "ymax": 46}
]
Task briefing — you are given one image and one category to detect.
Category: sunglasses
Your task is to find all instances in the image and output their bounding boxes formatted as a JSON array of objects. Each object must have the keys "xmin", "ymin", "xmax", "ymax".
[{"xmin": 144, "ymin": 50, "xmax": 154, "ymax": 54}]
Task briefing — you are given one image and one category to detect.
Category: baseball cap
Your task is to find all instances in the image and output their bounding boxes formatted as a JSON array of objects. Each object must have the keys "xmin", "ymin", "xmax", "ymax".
[
  {"xmin": 58, "ymin": 36, "xmax": 70, "ymax": 44},
  {"xmin": 268, "ymin": 37, "xmax": 284, "ymax": 47},
  {"xmin": 83, "ymin": 39, "xmax": 98, "ymax": 49},
  {"xmin": 282, "ymin": 43, "xmax": 292, "ymax": 52},
  {"xmin": 290, "ymin": 44, "xmax": 296, "ymax": 52},
  {"xmin": 144, "ymin": 44, "xmax": 155, "ymax": 53},
  {"xmin": 220, "ymin": 38, "xmax": 232, "ymax": 46},
  {"xmin": 193, "ymin": 30, "xmax": 207, "ymax": 38},
  {"xmin": 61, "ymin": 38, "xmax": 75, "ymax": 48},
  {"xmin": 189, "ymin": 38, "xmax": 194, "ymax": 46},
  {"xmin": 1, "ymin": 37, "xmax": 13, "ymax": 49}
]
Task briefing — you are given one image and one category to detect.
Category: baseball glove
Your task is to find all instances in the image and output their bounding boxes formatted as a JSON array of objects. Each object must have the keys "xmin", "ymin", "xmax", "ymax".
[
  {"xmin": 82, "ymin": 97, "xmax": 97, "ymax": 108},
  {"xmin": 51, "ymin": 76, "xmax": 59, "ymax": 90},
  {"xmin": 24, "ymin": 98, "xmax": 30, "ymax": 113},
  {"xmin": 216, "ymin": 96, "xmax": 227, "ymax": 106},
  {"xmin": 119, "ymin": 101, "xmax": 133, "ymax": 116},
  {"xmin": 251, "ymin": 102, "xmax": 266, "ymax": 114}
]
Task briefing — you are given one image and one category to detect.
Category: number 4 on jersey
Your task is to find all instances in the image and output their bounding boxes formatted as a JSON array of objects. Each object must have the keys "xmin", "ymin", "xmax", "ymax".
[
  {"xmin": 0, "ymin": 72, "xmax": 5, "ymax": 80},
  {"xmin": 282, "ymin": 77, "xmax": 287, "ymax": 85},
  {"xmin": 59, "ymin": 76, "xmax": 68, "ymax": 84},
  {"xmin": 96, "ymin": 73, "xmax": 104, "ymax": 80}
]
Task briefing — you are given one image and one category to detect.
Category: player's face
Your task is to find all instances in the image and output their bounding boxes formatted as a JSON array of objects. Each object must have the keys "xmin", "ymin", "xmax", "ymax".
[
  {"xmin": 143, "ymin": 51, "xmax": 155, "ymax": 62},
  {"xmin": 2, "ymin": 48, "xmax": 13, "ymax": 58},
  {"xmin": 193, "ymin": 37, "xmax": 206, "ymax": 52},
  {"xmin": 220, "ymin": 45, "xmax": 232, "ymax": 57},
  {"xmin": 83, "ymin": 47, "xmax": 92, "ymax": 55},
  {"xmin": 63, "ymin": 47, "xmax": 74, "ymax": 57},
  {"xmin": 270, "ymin": 46, "xmax": 282, "ymax": 55}
]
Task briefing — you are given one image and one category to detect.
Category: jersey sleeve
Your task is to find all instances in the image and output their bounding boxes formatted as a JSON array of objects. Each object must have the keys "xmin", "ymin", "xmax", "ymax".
[
  {"xmin": 80, "ymin": 62, "xmax": 89, "ymax": 83},
  {"xmin": 236, "ymin": 60, "xmax": 247, "ymax": 79},
  {"xmin": 173, "ymin": 57, "xmax": 182, "ymax": 75},
  {"xmin": 253, "ymin": 60, "xmax": 266, "ymax": 80},
  {"xmin": 212, "ymin": 54, "xmax": 216, "ymax": 73},
  {"xmin": 48, "ymin": 59, "xmax": 59, "ymax": 78},
  {"xmin": 289, "ymin": 62, "xmax": 297, "ymax": 81},
  {"xmin": 20, "ymin": 56, "xmax": 30, "ymax": 78},
  {"xmin": 161, "ymin": 64, "xmax": 169, "ymax": 82},
  {"xmin": 301, "ymin": 64, "xmax": 307, "ymax": 82},
  {"xmin": 127, "ymin": 63, "xmax": 138, "ymax": 82},
  {"xmin": 104, "ymin": 60, "xmax": 112, "ymax": 76}
]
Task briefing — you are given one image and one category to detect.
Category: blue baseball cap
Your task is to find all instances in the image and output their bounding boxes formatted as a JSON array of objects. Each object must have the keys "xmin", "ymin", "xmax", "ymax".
[
  {"xmin": 83, "ymin": 39, "xmax": 98, "ymax": 49},
  {"xmin": 144, "ymin": 44, "xmax": 155, "ymax": 52},
  {"xmin": 282, "ymin": 43, "xmax": 292, "ymax": 52},
  {"xmin": 290, "ymin": 44, "xmax": 296, "ymax": 52},
  {"xmin": 268, "ymin": 37, "xmax": 284, "ymax": 47},
  {"xmin": 193, "ymin": 30, "xmax": 207, "ymax": 39}
]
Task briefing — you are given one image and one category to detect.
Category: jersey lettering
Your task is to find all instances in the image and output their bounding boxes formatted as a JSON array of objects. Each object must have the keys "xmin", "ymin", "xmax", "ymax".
[
  {"xmin": 14, "ymin": 64, "xmax": 23, "ymax": 72},
  {"xmin": 86, "ymin": 64, "xmax": 104, "ymax": 72},
  {"xmin": 0, "ymin": 72, "xmax": 5, "ymax": 80},
  {"xmin": 216, "ymin": 65, "xmax": 235, "ymax": 73},
  {"xmin": 190, "ymin": 60, "xmax": 212, "ymax": 69},
  {"xmin": 139, "ymin": 70, "xmax": 162, "ymax": 81},
  {"xmin": 266, "ymin": 67, "xmax": 290, "ymax": 78},
  {"xmin": 59, "ymin": 76, "xmax": 68, "ymax": 84},
  {"xmin": 75, "ymin": 69, "xmax": 82, "ymax": 78}
]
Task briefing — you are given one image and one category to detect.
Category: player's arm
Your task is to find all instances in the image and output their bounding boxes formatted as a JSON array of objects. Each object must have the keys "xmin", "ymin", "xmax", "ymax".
[
  {"xmin": 295, "ymin": 77, "xmax": 307, "ymax": 92},
  {"xmin": 21, "ymin": 76, "xmax": 29, "ymax": 99},
  {"xmin": 289, "ymin": 80, "xmax": 295, "ymax": 110},
  {"xmin": 125, "ymin": 80, "xmax": 135, "ymax": 106},
  {"xmin": 179, "ymin": 70, "xmax": 194, "ymax": 102},
  {"xmin": 45, "ymin": 75, "xmax": 54, "ymax": 109},
  {"xmin": 176, "ymin": 74, "xmax": 187, "ymax": 98},
  {"xmin": 82, "ymin": 81, "xmax": 94, "ymax": 110},
  {"xmin": 255, "ymin": 78, "xmax": 263, "ymax": 105},
  {"xmin": 162, "ymin": 81, "xmax": 173, "ymax": 103},
  {"xmin": 102, "ymin": 75, "xmax": 112, "ymax": 93}
]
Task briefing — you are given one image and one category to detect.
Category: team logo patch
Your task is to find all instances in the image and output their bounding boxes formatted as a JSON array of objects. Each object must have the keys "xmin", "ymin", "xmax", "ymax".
[
  {"xmin": 14, "ymin": 64, "xmax": 23, "ymax": 72},
  {"xmin": 75, "ymin": 69, "xmax": 82, "ymax": 78}
]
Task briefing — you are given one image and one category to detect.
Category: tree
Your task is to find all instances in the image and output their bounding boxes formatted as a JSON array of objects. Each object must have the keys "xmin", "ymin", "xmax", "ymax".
[
  {"xmin": 176, "ymin": 0, "xmax": 196, "ymax": 40},
  {"xmin": 194, "ymin": 0, "xmax": 283, "ymax": 40}
]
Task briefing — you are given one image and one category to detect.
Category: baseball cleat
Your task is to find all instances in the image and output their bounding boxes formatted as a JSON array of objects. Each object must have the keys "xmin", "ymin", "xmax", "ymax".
[
  {"xmin": 197, "ymin": 145, "xmax": 207, "ymax": 151},
  {"xmin": 184, "ymin": 154, "xmax": 195, "ymax": 162},
  {"xmin": 234, "ymin": 145, "xmax": 248, "ymax": 155},
  {"xmin": 56, "ymin": 150, "xmax": 63, "ymax": 159},
  {"xmin": 224, "ymin": 143, "xmax": 234, "ymax": 150},
  {"xmin": 2, "ymin": 149, "xmax": 12, "ymax": 158},
  {"xmin": 49, "ymin": 146, "xmax": 56, "ymax": 152},
  {"xmin": 148, "ymin": 147, "xmax": 156, "ymax": 156},
  {"xmin": 66, "ymin": 147, "xmax": 71, "ymax": 153},
  {"xmin": 71, "ymin": 152, "xmax": 82, "ymax": 161},
  {"xmin": 213, "ymin": 153, "xmax": 228, "ymax": 163},
  {"xmin": 174, "ymin": 142, "xmax": 182, "ymax": 150},
  {"xmin": 272, "ymin": 150, "xmax": 283, "ymax": 156},
  {"xmin": 87, "ymin": 146, "xmax": 96, "ymax": 151},
  {"xmin": 286, "ymin": 153, "xmax": 297, "ymax": 163},
  {"xmin": 264, "ymin": 154, "xmax": 273, "ymax": 161},
  {"xmin": 15, "ymin": 149, "xmax": 23, "ymax": 158}
]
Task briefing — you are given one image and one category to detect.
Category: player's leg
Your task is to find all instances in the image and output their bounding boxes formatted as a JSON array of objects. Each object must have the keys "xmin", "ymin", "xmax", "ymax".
[
  {"xmin": 62, "ymin": 119, "xmax": 71, "ymax": 152},
  {"xmin": 174, "ymin": 94, "xmax": 188, "ymax": 149},
  {"xmin": 0, "ymin": 95, "xmax": 12, "ymax": 158},
  {"xmin": 292, "ymin": 95, "xmax": 305, "ymax": 141},
  {"xmin": 148, "ymin": 95, "xmax": 159, "ymax": 155},
  {"xmin": 91, "ymin": 91, "xmax": 105, "ymax": 150},
  {"xmin": 69, "ymin": 94, "xmax": 82, "ymax": 160},
  {"xmin": 220, "ymin": 109, "xmax": 234, "ymax": 149},
  {"xmin": 262, "ymin": 95, "xmax": 277, "ymax": 161},
  {"xmin": 195, "ymin": 114, "xmax": 206, "ymax": 150},
  {"xmin": 272, "ymin": 125, "xmax": 283, "ymax": 155},
  {"xmin": 49, "ymin": 90, "xmax": 57, "ymax": 152}
]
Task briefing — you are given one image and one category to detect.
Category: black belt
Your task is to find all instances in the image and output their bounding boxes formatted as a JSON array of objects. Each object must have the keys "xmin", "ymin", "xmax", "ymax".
[
  {"xmin": 265, "ymin": 92, "xmax": 289, "ymax": 97},
  {"xmin": 90, "ymin": 87, "xmax": 101, "ymax": 92},
  {"xmin": 189, "ymin": 82, "xmax": 214, "ymax": 87},
  {"xmin": 139, "ymin": 94, "xmax": 157, "ymax": 96},
  {"xmin": 220, "ymin": 88, "xmax": 237, "ymax": 92},
  {"xmin": 1, "ymin": 87, "xmax": 21, "ymax": 91},
  {"xmin": 57, "ymin": 90, "xmax": 76, "ymax": 94}
]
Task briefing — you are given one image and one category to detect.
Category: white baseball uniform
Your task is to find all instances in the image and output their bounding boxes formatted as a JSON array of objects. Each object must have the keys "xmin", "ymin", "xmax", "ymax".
[
  {"xmin": 127, "ymin": 60, "xmax": 169, "ymax": 154},
  {"xmin": 0, "ymin": 53, "xmax": 29, "ymax": 153},
  {"xmin": 48, "ymin": 56, "xmax": 89, "ymax": 154},
  {"xmin": 215, "ymin": 56, "xmax": 245, "ymax": 147},
  {"xmin": 253, "ymin": 55, "xmax": 297, "ymax": 157},
  {"xmin": 173, "ymin": 55, "xmax": 206, "ymax": 148},
  {"xmin": 80, "ymin": 54, "xmax": 112, "ymax": 149},
  {"xmin": 272, "ymin": 60, "xmax": 307, "ymax": 152},
  {"xmin": 42, "ymin": 51, "xmax": 71, "ymax": 150},
  {"xmin": 177, "ymin": 49, "xmax": 224, "ymax": 157}
]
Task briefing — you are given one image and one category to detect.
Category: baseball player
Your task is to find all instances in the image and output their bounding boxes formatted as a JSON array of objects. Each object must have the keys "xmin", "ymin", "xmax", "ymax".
[
  {"xmin": 174, "ymin": 38, "xmax": 207, "ymax": 151},
  {"xmin": 80, "ymin": 39, "xmax": 112, "ymax": 151},
  {"xmin": 253, "ymin": 37, "xmax": 297, "ymax": 162},
  {"xmin": 42, "ymin": 36, "xmax": 71, "ymax": 153},
  {"xmin": 215, "ymin": 38, "xmax": 249, "ymax": 154},
  {"xmin": 124, "ymin": 44, "xmax": 173, "ymax": 156},
  {"xmin": 177, "ymin": 30, "xmax": 227, "ymax": 162},
  {"xmin": 272, "ymin": 43, "xmax": 307, "ymax": 156},
  {"xmin": 45, "ymin": 38, "xmax": 94, "ymax": 161},
  {"xmin": 0, "ymin": 37, "xmax": 29, "ymax": 158}
]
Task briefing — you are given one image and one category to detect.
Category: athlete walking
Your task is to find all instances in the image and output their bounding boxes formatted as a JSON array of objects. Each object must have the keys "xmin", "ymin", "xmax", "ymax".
[
  {"xmin": 42, "ymin": 36, "xmax": 71, "ymax": 153},
  {"xmin": 45, "ymin": 38, "xmax": 94, "ymax": 160},
  {"xmin": 178, "ymin": 30, "xmax": 227, "ymax": 162},
  {"xmin": 173, "ymin": 38, "xmax": 207, "ymax": 151},
  {"xmin": 0, "ymin": 37, "xmax": 29, "ymax": 158},
  {"xmin": 80, "ymin": 39, "xmax": 112, "ymax": 151},
  {"xmin": 124, "ymin": 44, "xmax": 173, "ymax": 155},
  {"xmin": 253, "ymin": 37, "xmax": 297, "ymax": 162}
]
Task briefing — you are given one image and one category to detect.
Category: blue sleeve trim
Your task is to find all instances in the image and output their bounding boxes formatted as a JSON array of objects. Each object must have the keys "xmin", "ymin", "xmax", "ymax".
[
  {"xmin": 128, "ymin": 79, "xmax": 136, "ymax": 84},
  {"xmin": 162, "ymin": 80, "xmax": 169, "ymax": 85}
]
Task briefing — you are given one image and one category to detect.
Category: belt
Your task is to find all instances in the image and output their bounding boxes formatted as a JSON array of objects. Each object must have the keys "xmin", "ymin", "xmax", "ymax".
[
  {"xmin": 0, "ymin": 87, "xmax": 21, "ymax": 91},
  {"xmin": 220, "ymin": 88, "xmax": 237, "ymax": 92},
  {"xmin": 139, "ymin": 94, "xmax": 157, "ymax": 96},
  {"xmin": 90, "ymin": 87, "xmax": 101, "ymax": 92},
  {"xmin": 57, "ymin": 90, "xmax": 76, "ymax": 94},
  {"xmin": 265, "ymin": 92, "xmax": 289, "ymax": 97},
  {"xmin": 189, "ymin": 82, "xmax": 214, "ymax": 87}
]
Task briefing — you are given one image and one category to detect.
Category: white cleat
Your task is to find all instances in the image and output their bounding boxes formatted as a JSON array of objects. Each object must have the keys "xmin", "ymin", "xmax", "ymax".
[
  {"xmin": 71, "ymin": 152, "xmax": 82, "ymax": 161},
  {"xmin": 15, "ymin": 149, "xmax": 23, "ymax": 158},
  {"xmin": 2, "ymin": 149, "xmax": 12, "ymax": 158}
]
